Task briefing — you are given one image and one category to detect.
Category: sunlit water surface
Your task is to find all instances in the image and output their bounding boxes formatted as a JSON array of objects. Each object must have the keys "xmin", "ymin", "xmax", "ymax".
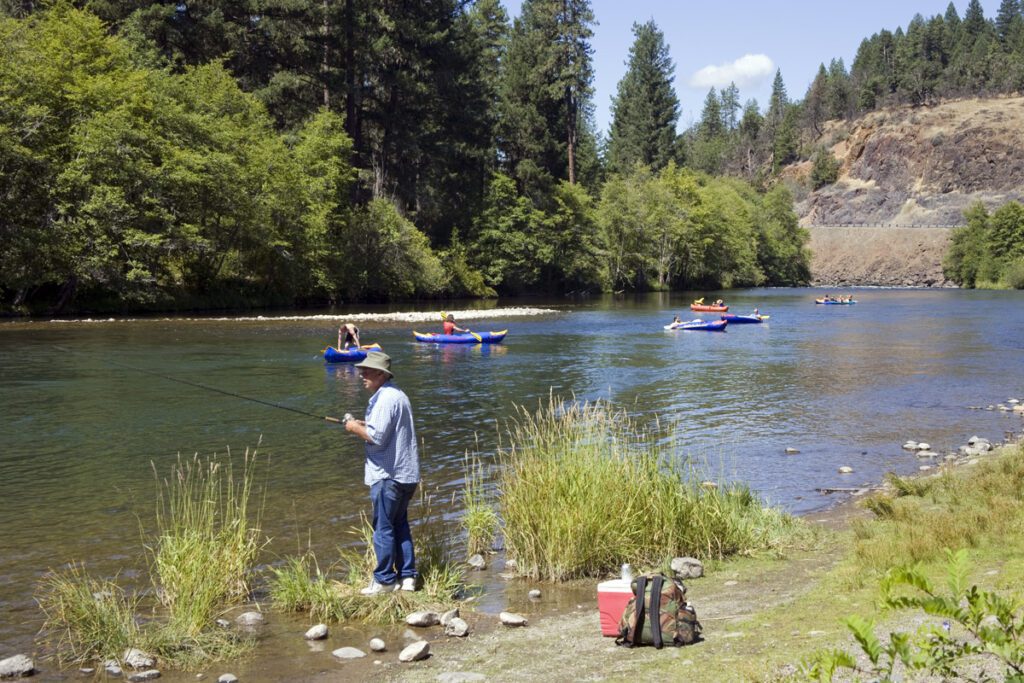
[{"xmin": 2, "ymin": 288, "xmax": 1022, "ymax": 673}]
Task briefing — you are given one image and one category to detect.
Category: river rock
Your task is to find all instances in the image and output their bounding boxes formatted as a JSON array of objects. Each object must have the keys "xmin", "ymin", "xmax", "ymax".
[
  {"xmin": 215, "ymin": 619, "xmax": 231, "ymax": 628},
  {"xmin": 398, "ymin": 640, "xmax": 430, "ymax": 663},
  {"xmin": 1014, "ymin": 405, "xmax": 1024, "ymax": 413},
  {"xmin": 838, "ymin": 466, "xmax": 853, "ymax": 474},
  {"xmin": 440, "ymin": 608, "xmax": 460, "ymax": 626},
  {"xmin": 304, "ymin": 624, "xmax": 328, "ymax": 640},
  {"xmin": 919, "ymin": 465, "xmax": 933, "ymax": 471},
  {"xmin": 369, "ymin": 638, "xmax": 387, "ymax": 652},
  {"xmin": 785, "ymin": 447, "xmax": 800, "ymax": 454},
  {"xmin": 915, "ymin": 442, "xmax": 931, "ymax": 451},
  {"xmin": 916, "ymin": 450, "xmax": 939, "ymax": 458},
  {"xmin": 217, "ymin": 675, "xmax": 238, "ymax": 683},
  {"xmin": 902, "ymin": 441, "xmax": 919, "ymax": 450},
  {"xmin": 528, "ymin": 589, "xmax": 542, "ymax": 599},
  {"xmin": 104, "ymin": 660, "xmax": 122, "ymax": 676},
  {"xmin": 701, "ymin": 480, "xmax": 718, "ymax": 489},
  {"xmin": 968, "ymin": 436, "xmax": 993, "ymax": 450},
  {"xmin": 671, "ymin": 556, "xmax": 704, "ymax": 579},
  {"xmin": 504, "ymin": 558, "xmax": 517, "ymax": 570},
  {"xmin": 444, "ymin": 617, "xmax": 470, "ymax": 637},
  {"xmin": 1010, "ymin": 398, "xmax": 1020, "ymax": 404},
  {"xmin": 406, "ymin": 611, "xmax": 440, "ymax": 627},
  {"xmin": 499, "ymin": 612, "xmax": 528, "ymax": 627},
  {"xmin": 436, "ymin": 673, "xmax": 486, "ymax": 683},
  {"xmin": 124, "ymin": 648, "xmax": 156, "ymax": 670},
  {"xmin": 467, "ymin": 554, "xmax": 486, "ymax": 570},
  {"xmin": 234, "ymin": 611, "xmax": 263, "ymax": 627},
  {"xmin": 127, "ymin": 670, "xmax": 161, "ymax": 682},
  {"xmin": 332, "ymin": 647, "xmax": 366, "ymax": 660},
  {"xmin": 0, "ymin": 654, "xmax": 34, "ymax": 678}
]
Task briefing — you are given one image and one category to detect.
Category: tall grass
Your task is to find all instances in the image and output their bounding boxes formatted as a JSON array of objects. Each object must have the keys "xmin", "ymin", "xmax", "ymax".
[
  {"xmin": 461, "ymin": 452, "xmax": 499, "ymax": 557},
  {"xmin": 268, "ymin": 506, "xmax": 465, "ymax": 625},
  {"xmin": 498, "ymin": 396, "xmax": 804, "ymax": 581},
  {"xmin": 850, "ymin": 444, "xmax": 1024, "ymax": 576},
  {"xmin": 36, "ymin": 564, "xmax": 141, "ymax": 665},
  {"xmin": 148, "ymin": 450, "xmax": 265, "ymax": 639}
]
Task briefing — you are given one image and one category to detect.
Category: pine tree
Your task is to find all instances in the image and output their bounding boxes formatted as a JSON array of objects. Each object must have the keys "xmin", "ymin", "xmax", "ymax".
[
  {"xmin": 804, "ymin": 64, "xmax": 828, "ymax": 136},
  {"xmin": 826, "ymin": 58, "xmax": 852, "ymax": 119},
  {"xmin": 606, "ymin": 19, "xmax": 680, "ymax": 173},
  {"xmin": 719, "ymin": 82, "xmax": 740, "ymax": 130},
  {"xmin": 995, "ymin": 0, "xmax": 1022, "ymax": 46},
  {"xmin": 498, "ymin": 0, "xmax": 596, "ymax": 192}
]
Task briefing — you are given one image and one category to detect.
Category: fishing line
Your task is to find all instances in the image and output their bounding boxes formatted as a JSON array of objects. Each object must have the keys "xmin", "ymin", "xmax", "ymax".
[{"xmin": 53, "ymin": 345, "xmax": 343, "ymax": 424}]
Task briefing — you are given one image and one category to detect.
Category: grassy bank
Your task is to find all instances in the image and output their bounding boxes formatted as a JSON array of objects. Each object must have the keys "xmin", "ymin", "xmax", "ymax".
[{"xmin": 390, "ymin": 441, "xmax": 1024, "ymax": 682}]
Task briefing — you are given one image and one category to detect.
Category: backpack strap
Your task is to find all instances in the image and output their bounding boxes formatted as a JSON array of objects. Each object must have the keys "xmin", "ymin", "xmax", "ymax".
[
  {"xmin": 629, "ymin": 575, "xmax": 647, "ymax": 648},
  {"xmin": 649, "ymin": 575, "xmax": 664, "ymax": 649}
]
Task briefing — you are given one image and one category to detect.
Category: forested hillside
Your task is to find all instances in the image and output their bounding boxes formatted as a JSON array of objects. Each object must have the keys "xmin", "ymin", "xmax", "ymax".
[{"xmin": 4, "ymin": 0, "xmax": 1024, "ymax": 313}]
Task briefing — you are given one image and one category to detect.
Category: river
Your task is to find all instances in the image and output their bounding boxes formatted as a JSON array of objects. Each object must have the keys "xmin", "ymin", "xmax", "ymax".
[{"xmin": 1, "ymin": 287, "xmax": 1022, "ymax": 669}]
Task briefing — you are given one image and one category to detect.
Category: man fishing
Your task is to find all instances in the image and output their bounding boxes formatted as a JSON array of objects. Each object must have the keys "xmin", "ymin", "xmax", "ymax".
[{"xmin": 342, "ymin": 351, "xmax": 420, "ymax": 595}]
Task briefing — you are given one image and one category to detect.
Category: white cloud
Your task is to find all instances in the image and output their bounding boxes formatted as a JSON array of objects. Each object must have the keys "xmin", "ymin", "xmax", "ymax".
[{"xmin": 688, "ymin": 54, "xmax": 775, "ymax": 90}]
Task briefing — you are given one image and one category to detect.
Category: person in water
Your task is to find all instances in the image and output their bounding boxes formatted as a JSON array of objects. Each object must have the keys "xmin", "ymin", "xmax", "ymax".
[
  {"xmin": 443, "ymin": 314, "xmax": 470, "ymax": 335},
  {"xmin": 344, "ymin": 351, "xmax": 420, "ymax": 595},
  {"xmin": 339, "ymin": 323, "xmax": 361, "ymax": 349}
]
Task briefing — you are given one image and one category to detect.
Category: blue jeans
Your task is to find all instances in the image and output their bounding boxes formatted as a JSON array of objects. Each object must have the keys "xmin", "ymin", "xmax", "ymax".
[{"xmin": 369, "ymin": 479, "xmax": 418, "ymax": 585}]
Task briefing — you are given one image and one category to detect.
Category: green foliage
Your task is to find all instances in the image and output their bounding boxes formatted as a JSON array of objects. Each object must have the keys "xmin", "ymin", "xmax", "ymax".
[
  {"xmin": 462, "ymin": 454, "xmax": 499, "ymax": 557},
  {"xmin": 607, "ymin": 20, "xmax": 680, "ymax": 174},
  {"xmin": 36, "ymin": 564, "xmax": 141, "ymax": 665},
  {"xmin": 810, "ymin": 147, "xmax": 841, "ymax": 189},
  {"xmin": 944, "ymin": 201, "xmax": 1024, "ymax": 288},
  {"xmin": 497, "ymin": 396, "xmax": 807, "ymax": 581},
  {"xmin": 341, "ymin": 199, "xmax": 444, "ymax": 301},
  {"xmin": 150, "ymin": 452, "xmax": 265, "ymax": 639},
  {"xmin": 804, "ymin": 549, "xmax": 1024, "ymax": 681}
]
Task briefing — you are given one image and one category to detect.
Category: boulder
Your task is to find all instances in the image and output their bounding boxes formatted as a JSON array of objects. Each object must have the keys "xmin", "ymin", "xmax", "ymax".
[
  {"xmin": 304, "ymin": 624, "xmax": 328, "ymax": 640},
  {"xmin": 499, "ymin": 612, "xmax": 528, "ymax": 627},
  {"xmin": 234, "ymin": 612, "xmax": 264, "ymax": 627},
  {"xmin": 439, "ymin": 608, "xmax": 460, "ymax": 626},
  {"xmin": 124, "ymin": 648, "xmax": 156, "ymax": 670},
  {"xmin": 0, "ymin": 655, "xmax": 34, "ymax": 679},
  {"xmin": 467, "ymin": 554, "xmax": 486, "ymax": 570},
  {"xmin": 785, "ymin": 447, "xmax": 800, "ymax": 454},
  {"xmin": 444, "ymin": 617, "xmax": 470, "ymax": 637},
  {"xmin": 902, "ymin": 441, "xmax": 919, "ymax": 450},
  {"xmin": 915, "ymin": 442, "xmax": 931, "ymax": 451},
  {"xmin": 369, "ymin": 638, "xmax": 386, "ymax": 652},
  {"xmin": 217, "ymin": 675, "xmax": 238, "ymax": 683},
  {"xmin": 103, "ymin": 660, "xmax": 123, "ymax": 677},
  {"xmin": 838, "ymin": 466, "xmax": 854, "ymax": 474},
  {"xmin": 406, "ymin": 611, "xmax": 440, "ymax": 627},
  {"xmin": 670, "ymin": 557, "xmax": 704, "ymax": 579},
  {"xmin": 528, "ymin": 589, "xmax": 541, "ymax": 599},
  {"xmin": 127, "ymin": 671, "xmax": 161, "ymax": 682},
  {"xmin": 332, "ymin": 647, "xmax": 366, "ymax": 660},
  {"xmin": 398, "ymin": 640, "xmax": 430, "ymax": 663}
]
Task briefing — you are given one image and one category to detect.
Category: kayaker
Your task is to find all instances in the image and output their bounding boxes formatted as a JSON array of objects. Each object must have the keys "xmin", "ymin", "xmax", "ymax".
[
  {"xmin": 339, "ymin": 323, "xmax": 361, "ymax": 349},
  {"xmin": 344, "ymin": 351, "xmax": 420, "ymax": 595},
  {"xmin": 443, "ymin": 314, "xmax": 470, "ymax": 335},
  {"xmin": 714, "ymin": 299, "xmax": 724, "ymax": 306}
]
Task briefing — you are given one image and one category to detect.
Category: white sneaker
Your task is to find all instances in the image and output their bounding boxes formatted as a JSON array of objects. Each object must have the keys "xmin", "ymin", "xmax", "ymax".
[
  {"xmin": 400, "ymin": 577, "xmax": 417, "ymax": 592},
  {"xmin": 360, "ymin": 580, "xmax": 397, "ymax": 596}
]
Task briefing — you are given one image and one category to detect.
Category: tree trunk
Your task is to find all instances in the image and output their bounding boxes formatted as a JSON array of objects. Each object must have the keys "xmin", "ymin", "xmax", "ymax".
[{"xmin": 322, "ymin": 0, "xmax": 330, "ymax": 109}]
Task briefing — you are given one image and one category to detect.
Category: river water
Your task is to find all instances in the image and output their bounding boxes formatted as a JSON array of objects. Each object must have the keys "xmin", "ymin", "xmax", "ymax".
[{"xmin": 1, "ymin": 288, "xmax": 1022, "ymax": 668}]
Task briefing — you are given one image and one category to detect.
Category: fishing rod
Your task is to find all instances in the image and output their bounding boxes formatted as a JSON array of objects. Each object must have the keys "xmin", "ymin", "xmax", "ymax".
[{"xmin": 53, "ymin": 345, "xmax": 345, "ymax": 425}]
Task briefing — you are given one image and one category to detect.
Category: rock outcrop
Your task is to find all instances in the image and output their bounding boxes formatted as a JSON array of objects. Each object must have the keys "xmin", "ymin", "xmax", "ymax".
[{"xmin": 794, "ymin": 97, "xmax": 1024, "ymax": 286}]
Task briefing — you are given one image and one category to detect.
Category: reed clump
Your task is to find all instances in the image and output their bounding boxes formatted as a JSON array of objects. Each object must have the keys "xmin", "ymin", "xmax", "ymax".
[
  {"xmin": 461, "ymin": 452, "xmax": 499, "ymax": 557},
  {"xmin": 498, "ymin": 396, "xmax": 803, "ymax": 582},
  {"xmin": 850, "ymin": 444, "xmax": 1024, "ymax": 576},
  {"xmin": 36, "ymin": 564, "xmax": 141, "ymax": 665},
  {"xmin": 149, "ymin": 451, "xmax": 265, "ymax": 638},
  {"xmin": 269, "ymin": 513, "xmax": 464, "ymax": 625},
  {"xmin": 36, "ymin": 449, "xmax": 264, "ymax": 669}
]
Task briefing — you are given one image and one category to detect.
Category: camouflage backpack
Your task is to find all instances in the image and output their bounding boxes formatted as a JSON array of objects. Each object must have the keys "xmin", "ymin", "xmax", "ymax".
[{"xmin": 615, "ymin": 573, "xmax": 702, "ymax": 648}]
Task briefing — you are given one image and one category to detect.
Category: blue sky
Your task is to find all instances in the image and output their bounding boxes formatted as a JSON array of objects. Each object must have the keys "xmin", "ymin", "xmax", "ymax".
[{"xmin": 499, "ymin": 0, "xmax": 1003, "ymax": 135}]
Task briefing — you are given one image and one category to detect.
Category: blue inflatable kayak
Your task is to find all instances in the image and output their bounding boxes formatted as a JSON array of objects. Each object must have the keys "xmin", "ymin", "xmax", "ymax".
[
  {"xmin": 720, "ymin": 313, "xmax": 766, "ymax": 324},
  {"xmin": 324, "ymin": 343, "xmax": 382, "ymax": 363},
  {"xmin": 413, "ymin": 330, "xmax": 508, "ymax": 344},
  {"xmin": 664, "ymin": 319, "xmax": 728, "ymax": 331}
]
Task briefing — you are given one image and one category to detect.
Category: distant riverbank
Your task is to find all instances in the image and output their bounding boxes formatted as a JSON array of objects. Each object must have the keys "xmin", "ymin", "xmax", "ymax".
[{"xmin": 807, "ymin": 226, "xmax": 954, "ymax": 288}]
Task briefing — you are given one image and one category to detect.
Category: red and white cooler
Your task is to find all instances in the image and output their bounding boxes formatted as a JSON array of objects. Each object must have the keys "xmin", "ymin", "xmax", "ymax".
[{"xmin": 597, "ymin": 578, "xmax": 634, "ymax": 636}]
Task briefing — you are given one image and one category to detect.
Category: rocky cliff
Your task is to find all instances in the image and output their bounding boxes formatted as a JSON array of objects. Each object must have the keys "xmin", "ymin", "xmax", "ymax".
[{"xmin": 793, "ymin": 97, "xmax": 1024, "ymax": 286}]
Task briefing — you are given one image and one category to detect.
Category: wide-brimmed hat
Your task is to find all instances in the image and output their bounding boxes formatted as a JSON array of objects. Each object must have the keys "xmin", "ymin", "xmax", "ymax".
[{"xmin": 354, "ymin": 351, "xmax": 393, "ymax": 377}]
